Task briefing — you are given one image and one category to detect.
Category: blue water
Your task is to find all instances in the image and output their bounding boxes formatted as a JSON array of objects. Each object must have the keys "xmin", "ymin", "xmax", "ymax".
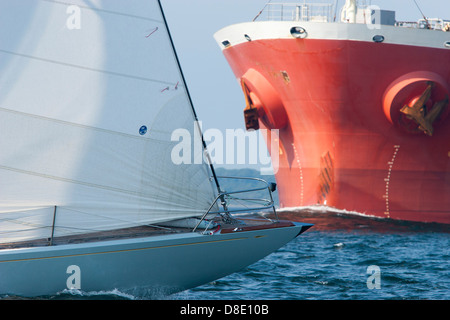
[
  {"xmin": 16, "ymin": 209, "xmax": 444, "ymax": 302},
  {"xmin": 2, "ymin": 209, "xmax": 448, "ymax": 301},
  {"xmin": 175, "ymin": 229, "xmax": 449, "ymax": 300}
]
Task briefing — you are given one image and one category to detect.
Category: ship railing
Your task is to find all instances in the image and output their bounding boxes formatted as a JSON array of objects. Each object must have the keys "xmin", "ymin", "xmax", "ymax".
[
  {"xmin": 262, "ymin": 2, "xmax": 335, "ymax": 22},
  {"xmin": 396, "ymin": 18, "xmax": 450, "ymax": 31},
  {"xmin": 193, "ymin": 176, "xmax": 279, "ymax": 232}
]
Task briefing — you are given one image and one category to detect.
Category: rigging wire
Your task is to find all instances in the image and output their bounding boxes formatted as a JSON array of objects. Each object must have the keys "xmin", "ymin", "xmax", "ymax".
[
  {"xmin": 157, "ymin": 0, "xmax": 232, "ymax": 222},
  {"xmin": 333, "ymin": 0, "xmax": 339, "ymax": 22},
  {"xmin": 253, "ymin": 0, "xmax": 273, "ymax": 22},
  {"xmin": 413, "ymin": 0, "xmax": 431, "ymax": 29}
]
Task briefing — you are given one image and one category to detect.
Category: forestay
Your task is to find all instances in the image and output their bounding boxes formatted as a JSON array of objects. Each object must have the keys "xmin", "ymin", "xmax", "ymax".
[{"xmin": 0, "ymin": 0, "xmax": 217, "ymax": 243}]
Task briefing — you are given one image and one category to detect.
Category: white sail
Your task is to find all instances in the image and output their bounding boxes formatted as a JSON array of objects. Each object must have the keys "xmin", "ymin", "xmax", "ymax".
[{"xmin": 0, "ymin": 0, "xmax": 217, "ymax": 243}]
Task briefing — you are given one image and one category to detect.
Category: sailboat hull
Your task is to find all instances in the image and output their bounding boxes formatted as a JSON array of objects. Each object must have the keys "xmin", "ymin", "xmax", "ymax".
[{"xmin": 0, "ymin": 222, "xmax": 309, "ymax": 297}]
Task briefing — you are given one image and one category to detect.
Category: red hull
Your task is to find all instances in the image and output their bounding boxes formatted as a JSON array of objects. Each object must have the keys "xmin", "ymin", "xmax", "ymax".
[{"xmin": 217, "ymin": 24, "xmax": 450, "ymax": 224}]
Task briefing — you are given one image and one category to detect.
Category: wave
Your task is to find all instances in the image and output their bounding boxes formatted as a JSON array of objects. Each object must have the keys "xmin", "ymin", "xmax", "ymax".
[
  {"xmin": 55, "ymin": 288, "xmax": 137, "ymax": 300},
  {"xmin": 276, "ymin": 204, "xmax": 384, "ymax": 220},
  {"xmin": 274, "ymin": 205, "xmax": 450, "ymax": 233}
]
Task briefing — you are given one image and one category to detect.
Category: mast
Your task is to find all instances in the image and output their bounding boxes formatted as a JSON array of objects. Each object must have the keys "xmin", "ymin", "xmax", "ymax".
[{"xmin": 157, "ymin": 0, "xmax": 223, "ymax": 197}]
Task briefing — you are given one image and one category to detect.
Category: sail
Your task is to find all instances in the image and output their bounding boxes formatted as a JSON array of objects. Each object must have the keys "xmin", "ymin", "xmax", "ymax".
[{"xmin": 0, "ymin": 0, "xmax": 218, "ymax": 243}]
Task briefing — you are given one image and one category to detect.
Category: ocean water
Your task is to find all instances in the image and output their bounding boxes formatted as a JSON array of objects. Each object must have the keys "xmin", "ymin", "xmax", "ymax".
[
  {"xmin": 10, "ymin": 207, "xmax": 446, "ymax": 302},
  {"xmin": 172, "ymin": 208, "xmax": 449, "ymax": 301}
]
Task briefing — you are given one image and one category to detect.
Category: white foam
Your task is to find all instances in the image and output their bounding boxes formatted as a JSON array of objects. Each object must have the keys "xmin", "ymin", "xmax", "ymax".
[
  {"xmin": 276, "ymin": 205, "xmax": 386, "ymax": 220},
  {"xmin": 58, "ymin": 288, "xmax": 136, "ymax": 300}
]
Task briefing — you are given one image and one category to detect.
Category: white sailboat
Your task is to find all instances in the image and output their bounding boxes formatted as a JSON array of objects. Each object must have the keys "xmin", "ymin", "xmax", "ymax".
[{"xmin": 0, "ymin": 0, "xmax": 311, "ymax": 298}]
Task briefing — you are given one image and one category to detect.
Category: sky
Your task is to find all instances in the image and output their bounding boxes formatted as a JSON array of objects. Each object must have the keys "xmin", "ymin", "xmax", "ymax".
[{"xmin": 160, "ymin": 0, "xmax": 450, "ymax": 168}]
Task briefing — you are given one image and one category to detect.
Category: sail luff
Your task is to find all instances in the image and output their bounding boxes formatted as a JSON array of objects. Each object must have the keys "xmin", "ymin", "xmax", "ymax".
[{"xmin": 157, "ymin": 0, "xmax": 223, "ymax": 196}]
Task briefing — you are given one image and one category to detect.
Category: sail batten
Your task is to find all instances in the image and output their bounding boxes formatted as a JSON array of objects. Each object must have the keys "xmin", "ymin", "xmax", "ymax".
[{"xmin": 0, "ymin": 0, "xmax": 217, "ymax": 243}]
